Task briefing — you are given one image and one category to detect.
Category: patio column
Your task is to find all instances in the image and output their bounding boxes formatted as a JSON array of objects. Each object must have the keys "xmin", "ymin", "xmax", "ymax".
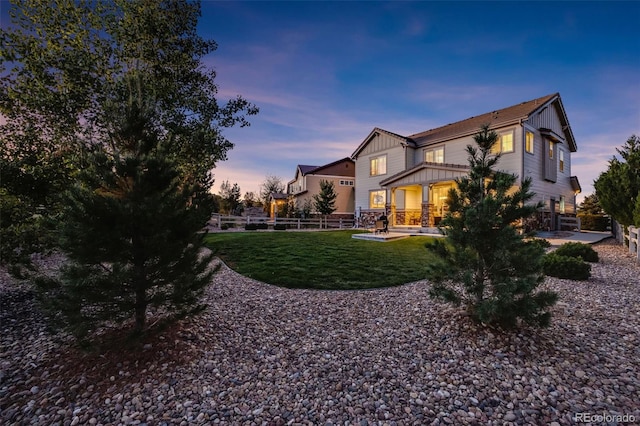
[{"xmin": 390, "ymin": 187, "xmax": 396, "ymax": 226}]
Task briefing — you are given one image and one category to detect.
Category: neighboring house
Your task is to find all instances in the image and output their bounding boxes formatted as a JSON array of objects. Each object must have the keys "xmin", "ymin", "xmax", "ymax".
[
  {"xmin": 351, "ymin": 93, "xmax": 581, "ymax": 230},
  {"xmin": 268, "ymin": 192, "xmax": 288, "ymax": 218},
  {"xmin": 286, "ymin": 157, "xmax": 356, "ymax": 218}
]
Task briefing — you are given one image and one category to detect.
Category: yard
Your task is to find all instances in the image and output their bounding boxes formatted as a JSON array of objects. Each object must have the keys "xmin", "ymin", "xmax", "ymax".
[
  {"xmin": 204, "ymin": 230, "xmax": 438, "ymax": 290},
  {"xmin": 1, "ymin": 237, "xmax": 639, "ymax": 424}
]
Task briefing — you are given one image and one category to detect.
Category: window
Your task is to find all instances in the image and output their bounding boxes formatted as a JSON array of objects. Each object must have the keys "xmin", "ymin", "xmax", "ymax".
[
  {"xmin": 549, "ymin": 141, "xmax": 554, "ymax": 159},
  {"xmin": 340, "ymin": 180, "xmax": 354, "ymax": 186},
  {"xmin": 370, "ymin": 155, "xmax": 387, "ymax": 176},
  {"xmin": 559, "ymin": 195, "xmax": 566, "ymax": 214},
  {"xmin": 559, "ymin": 149, "xmax": 564, "ymax": 172},
  {"xmin": 370, "ymin": 190, "xmax": 386, "ymax": 209},
  {"xmin": 525, "ymin": 131, "xmax": 534, "ymax": 154},
  {"xmin": 491, "ymin": 131, "xmax": 514, "ymax": 154},
  {"xmin": 425, "ymin": 146, "xmax": 444, "ymax": 163}
]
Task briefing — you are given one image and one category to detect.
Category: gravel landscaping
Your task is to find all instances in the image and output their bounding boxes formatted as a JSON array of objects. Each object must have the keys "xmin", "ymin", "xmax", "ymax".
[{"xmin": 1, "ymin": 239, "xmax": 639, "ymax": 425}]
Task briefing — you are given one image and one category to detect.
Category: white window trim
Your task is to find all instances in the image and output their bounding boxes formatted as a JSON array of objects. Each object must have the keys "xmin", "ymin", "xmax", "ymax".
[
  {"xmin": 492, "ymin": 129, "xmax": 515, "ymax": 154},
  {"xmin": 369, "ymin": 190, "xmax": 386, "ymax": 209},
  {"xmin": 525, "ymin": 130, "xmax": 534, "ymax": 155},
  {"xmin": 370, "ymin": 154, "xmax": 387, "ymax": 177},
  {"xmin": 424, "ymin": 146, "xmax": 445, "ymax": 163}
]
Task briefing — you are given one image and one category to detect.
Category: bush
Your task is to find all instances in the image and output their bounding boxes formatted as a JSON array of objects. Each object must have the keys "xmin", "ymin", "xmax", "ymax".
[
  {"xmin": 578, "ymin": 214, "xmax": 610, "ymax": 231},
  {"xmin": 554, "ymin": 242, "xmax": 599, "ymax": 262},
  {"xmin": 220, "ymin": 224, "xmax": 229, "ymax": 230},
  {"xmin": 257, "ymin": 223, "xmax": 268, "ymax": 229},
  {"xmin": 274, "ymin": 224, "xmax": 286, "ymax": 230},
  {"xmin": 245, "ymin": 223, "xmax": 258, "ymax": 230},
  {"xmin": 542, "ymin": 253, "xmax": 591, "ymax": 280},
  {"xmin": 530, "ymin": 238, "xmax": 551, "ymax": 250}
]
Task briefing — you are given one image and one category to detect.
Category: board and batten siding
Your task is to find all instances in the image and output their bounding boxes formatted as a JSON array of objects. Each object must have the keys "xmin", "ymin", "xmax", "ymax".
[
  {"xmin": 354, "ymin": 133, "xmax": 407, "ymax": 211},
  {"xmin": 523, "ymin": 126, "xmax": 576, "ymax": 213},
  {"xmin": 527, "ymin": 104, "xmax": 565, "ymax": 136}
]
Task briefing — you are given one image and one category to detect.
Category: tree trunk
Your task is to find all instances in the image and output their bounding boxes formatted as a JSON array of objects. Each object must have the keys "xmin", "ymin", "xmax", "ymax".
[{"xmin": 134, "ymin": 286, "xmax": 147, "ymax": 333}]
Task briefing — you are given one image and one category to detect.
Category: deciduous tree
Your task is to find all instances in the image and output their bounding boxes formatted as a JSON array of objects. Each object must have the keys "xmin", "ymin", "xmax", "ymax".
[
  {"xmin": 1, "ymin": 0, "xmax": 257, "ymax": 338},
  {"xmin": 0, "ymin": 0, "xmax": 257, "ymax": 273},
  {"xmin": 259, "ymin": 175, "xmax": 285, "ymax": 211}
]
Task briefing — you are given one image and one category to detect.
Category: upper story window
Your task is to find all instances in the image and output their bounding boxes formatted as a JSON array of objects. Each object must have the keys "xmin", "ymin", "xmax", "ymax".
[
  {"xmin": 559, "ymin": 149, "xmax": 564, "ymax": 173},
  {"xmin": 370, "ymin": 155, "xmax": 387, "ymax": 176},
  {"xmin": 425, "ymin": 146, "xmax": 444, "ymax": 163},
  {"xmin": 549, "ymin": 141, "xmax": 554, "ymax": 159},
  {"xmin": 525, "ymin": 131, "xmax": 534, "ymax": 154},
  {"xmin": 340, "ymin": 179, "xmax": 354, "ymax": 186},
  {"xmin": 491, "ymin": 130, "xmax": 514, "ymax": 154}
]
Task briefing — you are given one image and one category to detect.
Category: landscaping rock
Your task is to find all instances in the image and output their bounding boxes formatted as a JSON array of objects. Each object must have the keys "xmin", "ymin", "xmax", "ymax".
[{"xmin": 1, "ymin": 239, "xmax": 639, "ymax": 424}]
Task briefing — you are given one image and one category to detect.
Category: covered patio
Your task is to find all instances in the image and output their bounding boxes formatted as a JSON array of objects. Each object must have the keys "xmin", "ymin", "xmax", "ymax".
[{"xmin": 379, "ymin": 162, "xmax": 469, "ymax": 229}]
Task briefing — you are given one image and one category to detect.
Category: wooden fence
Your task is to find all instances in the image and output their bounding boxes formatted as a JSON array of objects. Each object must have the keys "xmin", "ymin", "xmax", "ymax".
[
  {"xmin": 629, "ymin": 226, "xmax": 640, "ymax": 263},
  {"xmin": 210, "ymin": 214, "xmax": 355, "ymax": 230}
]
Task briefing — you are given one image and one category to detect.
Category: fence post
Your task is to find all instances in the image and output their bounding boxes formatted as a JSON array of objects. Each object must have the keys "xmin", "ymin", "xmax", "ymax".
[
  {"xmin": 629, "ymin": 226, "xmax": 639, "ymax": 263},
  {"xmin": 297, "ymin": 219, "xmax": 301, "ymax": 230}
]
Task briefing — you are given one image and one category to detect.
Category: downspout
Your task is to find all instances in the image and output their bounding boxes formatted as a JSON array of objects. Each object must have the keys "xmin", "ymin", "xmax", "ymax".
[{"xmin": 520, "ymin": 117, "xmax": 525, "ymax": 186}]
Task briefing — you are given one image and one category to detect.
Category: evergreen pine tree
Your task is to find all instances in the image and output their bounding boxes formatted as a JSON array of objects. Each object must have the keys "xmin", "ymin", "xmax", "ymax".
[
  {"xmin": 46, "ymin": 88, "xmax": 216, "ymax": 338},
  {"xmin": 426, "ymin": 125, "xmax": 558, "ymax": 328},
  {"xmin": 313, "ymin": 180, "xmax": 338, "ymax": 227}
]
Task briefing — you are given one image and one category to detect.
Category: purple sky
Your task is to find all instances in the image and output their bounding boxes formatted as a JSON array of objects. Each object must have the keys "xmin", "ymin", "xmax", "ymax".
[
  {"xmin": 201, "ymin": 1, "xmax": 640, "ymax": 203},
  {"xmin": 1, "ymin": 1, "xmax": 638, "ymax": 203}
]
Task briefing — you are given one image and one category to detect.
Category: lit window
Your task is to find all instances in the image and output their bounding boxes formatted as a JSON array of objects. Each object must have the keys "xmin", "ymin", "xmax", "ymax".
[
  {"xmin": 559, "ymin": 150, "xmax": 564, "ymax": 172},
  {"xmin": 549, "ymin": 141, "xmax": 554, "ymax": 159},
  {"xmin": 526, "ymin": 131, "xmax": 534, "ymax": 154},
  {"xmin": 560, "ymin": 195, "xmax": 566, "ymax": 214},
  {"xmin": 425, "ymin": 147, "xmax": 444, "ymax": 163},
  {"xmin": 491, "ymin": 131, "xmax": 514, "ymax": 154},
  {"xmin": 370, "ymin": 155, "xmax": 387, "ymax": 176},
  {"xmin": 370, "ymin": 190, "xmax": 386, "ymax": 209}
]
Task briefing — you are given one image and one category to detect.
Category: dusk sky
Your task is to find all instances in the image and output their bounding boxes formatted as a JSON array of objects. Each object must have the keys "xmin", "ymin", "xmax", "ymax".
[
  {"xmin": 1, "ymin": 1, "xmax": 638, "ymax": 203},
  {"xmin": 200, "ymin": 1, "xmax": 639, "ymax": 203}
]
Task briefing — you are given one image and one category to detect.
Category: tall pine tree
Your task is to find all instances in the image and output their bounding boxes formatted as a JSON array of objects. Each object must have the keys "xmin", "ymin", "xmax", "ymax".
[
  {"xmin": 48, "ymin": 82, "xmax": 217, "ymax": 338},
  {"xmin": 426, "ymin": 125, "xmax": 557, "ymax": 328},
  {"xmin": 1, "ymin": 0, "xmax": 257, "ymax": 339}
]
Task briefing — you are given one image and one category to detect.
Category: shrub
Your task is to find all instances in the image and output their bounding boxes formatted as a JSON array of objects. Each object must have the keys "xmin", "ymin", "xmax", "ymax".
[
  {"xmin": 530, "ymin": 238, "xmax": 552, "ymax": 250},
  {"xmin": 220, "ymin": 224, "xmax": 229, "ymax": 230},
  {"xmin": 257, "ymin": 222, "xmax": 268, "ymax": 229},
  {"xmin": 542, "ymin": 253, "xmax": 591, "ymax": 280},
  {"xmin": 274, "ymin": 224, "xmax": 286, "ymax": 230},
  {"xmin": 245, "ymin": 223, "xmax": 258, "ymax": 230},
  {"xmin": 578, "ymin": 214, "xmax": 610, "ymax": 231},
  {"xmin": 554, "ymin": 242, "xmax": 599, "ymax": 262}
]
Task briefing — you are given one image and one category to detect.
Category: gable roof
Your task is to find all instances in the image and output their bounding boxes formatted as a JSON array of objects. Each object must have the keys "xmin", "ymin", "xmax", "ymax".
[
  {"xmin": 298, "ymin": 165, "xmax": 319, "ymax": 175},
  {"xmin": 351, "ymin": 93, "xmax": 577, "ymax": 158},
  {"xmin": 296, "ymin": 157, "xmax": 354, "ymax": 177},
  {"xmin": 409, "ymin": 93, "xmax": 560, "ymax": 145},
  {"xmin": 351, "ymin": 127, "xmax": 415, "ymax": 158}
]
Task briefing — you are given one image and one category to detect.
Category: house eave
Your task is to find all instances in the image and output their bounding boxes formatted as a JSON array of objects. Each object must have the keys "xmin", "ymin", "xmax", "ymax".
[{"xmin": 419, "ymin": 118, "xmax": 524, "ymax": 147}]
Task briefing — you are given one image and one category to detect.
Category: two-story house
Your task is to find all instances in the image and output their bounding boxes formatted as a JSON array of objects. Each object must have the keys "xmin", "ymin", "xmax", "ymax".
[
  {"xmin": 285, "ymin": 157, "xmax": 356, "ymax": 219},
  {"xmin": 351, "ymin": 93, "xmax": 581, "ymax": 230}
]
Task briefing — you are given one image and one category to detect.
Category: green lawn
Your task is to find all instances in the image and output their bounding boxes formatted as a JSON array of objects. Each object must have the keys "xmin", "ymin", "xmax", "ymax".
[{"xmin": 203, "ymin": 230, "xmax": 438, "ymax": 290}]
